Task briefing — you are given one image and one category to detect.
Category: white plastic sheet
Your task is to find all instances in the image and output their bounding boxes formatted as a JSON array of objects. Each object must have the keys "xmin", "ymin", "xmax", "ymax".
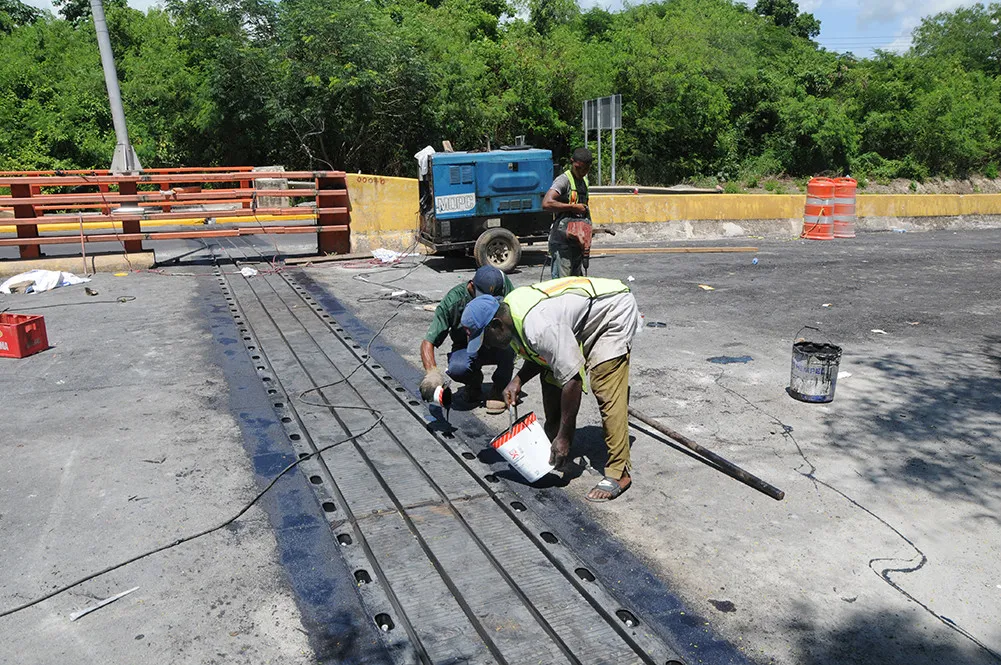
[{"xmin": 0, "ymin": 269, "xmax": 90, "ymax": 295}]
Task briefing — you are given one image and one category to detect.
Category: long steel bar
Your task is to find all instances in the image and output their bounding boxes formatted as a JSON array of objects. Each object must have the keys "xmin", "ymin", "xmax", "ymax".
[{"xmin": 628, "ymin": 406, "xmax": 785, "ymax": 501}]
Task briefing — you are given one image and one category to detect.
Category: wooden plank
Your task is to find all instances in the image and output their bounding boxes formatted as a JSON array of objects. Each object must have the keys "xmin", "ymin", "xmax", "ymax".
[
  {"xmin": 284, "ymin": 252, "xmax": 376, "ymax": 265},
  {"xmin": 0, "ymin": 171, "xmax": 344, "ymax": 186},
  {"xmin": 591, "ymin": 246, "xmax": 759, "ymax": 255}
]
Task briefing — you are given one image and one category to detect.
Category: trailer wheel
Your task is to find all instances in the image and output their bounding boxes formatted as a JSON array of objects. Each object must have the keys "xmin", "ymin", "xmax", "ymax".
[{"xmin": 474, "ymin": 228, "xmax": 521, "ymax": 273}]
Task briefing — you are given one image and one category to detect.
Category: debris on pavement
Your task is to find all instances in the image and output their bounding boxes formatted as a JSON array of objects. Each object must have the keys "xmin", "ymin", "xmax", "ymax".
[
  {"xmin": 822, "ymin": 303, "xmax": 832, "ymax": 307},
  {"xmin": 0, "ymin": 269, "xmax": 90, "ymax": 295},
  {"xmin": 707, "ymin": 355, "xmax": 753, "ymax": 364},
  {"xmin": 69, "ymin": 586, "xmax": 140, "ymax": 622},
  {"xmin": 838, "ymin": 372, "xmax": 852, "ymax": 379},
  {"xmin": 85, "ymin": 287, "xmax": 99, "ymax": 296},
  {"xmin": 239, "ymin": 266, "xmax": 259, "ymax": 277},
  {"xmin": 697, "ymin": 284, "xmax": 715, "ymax": 291},
  {"xmin": 371, "ymin": 248, "xmax": 406, "ymax": 263},
  {"xmin": 870, "ymin": 329, "xmax": 889, "ymax": 335}
]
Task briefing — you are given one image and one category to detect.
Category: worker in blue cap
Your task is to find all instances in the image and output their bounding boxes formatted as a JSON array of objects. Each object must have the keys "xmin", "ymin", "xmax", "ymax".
[
  {"xmin": 461, "ymin": 276, "xmax": 639, "ymax": 501},
  {"xmin": 419, "ymin": 265, "xmax": 515, "ymax": 413}
]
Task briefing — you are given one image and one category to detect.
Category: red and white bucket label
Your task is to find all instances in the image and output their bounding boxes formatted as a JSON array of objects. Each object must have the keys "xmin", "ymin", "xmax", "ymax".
[{"xmin": 489, "ymin": 412, "xmax": 554, "ymax": 483}]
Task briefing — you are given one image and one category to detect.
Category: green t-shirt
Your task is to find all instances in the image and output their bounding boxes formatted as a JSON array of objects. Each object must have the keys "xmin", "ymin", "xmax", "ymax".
[{"xmin": 424, "ymin": 276, "xmax": 514, "ymax": 350}]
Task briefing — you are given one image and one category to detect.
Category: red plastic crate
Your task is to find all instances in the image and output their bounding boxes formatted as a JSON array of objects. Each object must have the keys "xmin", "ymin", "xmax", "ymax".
[{"xmin": 0, "ymin": 313, "xmax": 49, "ymax": 358}]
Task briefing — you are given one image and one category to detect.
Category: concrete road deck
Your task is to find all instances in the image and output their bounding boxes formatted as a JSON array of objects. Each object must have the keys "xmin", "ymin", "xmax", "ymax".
[{"xmin": 302, "ymin": 229, "xmax": 1001, "ymax": 665}]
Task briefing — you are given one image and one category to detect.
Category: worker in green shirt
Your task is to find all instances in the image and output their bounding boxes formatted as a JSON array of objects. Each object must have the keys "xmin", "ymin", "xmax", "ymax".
[{"xmin": 419, "ymin": 265, "xmax": 515, "ymax": 413}]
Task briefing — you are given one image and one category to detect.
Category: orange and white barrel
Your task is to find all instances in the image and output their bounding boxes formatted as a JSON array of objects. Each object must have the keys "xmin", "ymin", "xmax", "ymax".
[
  {"xmin": 802, "ymin": 177, "xmax": 835, "ymax": 240},
  {"xmin": 833, "ymin": 177, "xmax": 857, "ymax": 238}
]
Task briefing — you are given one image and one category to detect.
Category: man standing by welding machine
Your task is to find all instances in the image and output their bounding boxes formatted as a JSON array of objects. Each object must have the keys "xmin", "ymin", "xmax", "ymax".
[
  {"xmin": 543, "ymin": 148, "xmax": 593, "ymax": 279},
  {"xmin": 461, "ymin": 276, "xmax": 640, "ymax": 502}
]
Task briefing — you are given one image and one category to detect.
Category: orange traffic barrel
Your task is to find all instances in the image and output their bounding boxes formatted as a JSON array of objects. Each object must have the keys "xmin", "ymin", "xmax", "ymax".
[
  {"xmin": 802, "ymin": 177, "xmax": 835, "ymax": 240},
  {"xmin": 833, "ymin": 177, "xmax": 857, "ymax": 238}
]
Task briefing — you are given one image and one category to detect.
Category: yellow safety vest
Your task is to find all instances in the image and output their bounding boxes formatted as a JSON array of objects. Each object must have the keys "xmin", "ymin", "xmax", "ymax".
[
  {"xmin": 565, "ymin": 169, "xmax": 579, "ymax": 204},
  {"xmin": 506, "ymin": 277, "xmax": 631, "ymax": 386}
]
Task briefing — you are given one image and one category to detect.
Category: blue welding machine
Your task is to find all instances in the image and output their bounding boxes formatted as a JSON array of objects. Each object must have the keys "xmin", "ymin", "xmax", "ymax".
[{"xmin": 418, "ymin": 148, "xmax": 555, "ymax": 272}]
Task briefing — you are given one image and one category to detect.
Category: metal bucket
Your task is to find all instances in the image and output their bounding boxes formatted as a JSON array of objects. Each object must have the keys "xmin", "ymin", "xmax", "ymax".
[{"xmin": 789, "ymin": 328, "xmax": 842, "ymax": 403}]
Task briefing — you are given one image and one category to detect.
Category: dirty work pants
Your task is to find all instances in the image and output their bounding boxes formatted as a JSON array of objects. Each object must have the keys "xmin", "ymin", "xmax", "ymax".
[
  {"xmin": 540, "ymin": 353, "xmax": 631, "ymax": 480},
  {"xmin": 446, "ymin": 346, "xmax": 515, "ymax": 389},
  {"xmin": 549, "ymin": 242, "xmax": 585, "ymax": 279}
]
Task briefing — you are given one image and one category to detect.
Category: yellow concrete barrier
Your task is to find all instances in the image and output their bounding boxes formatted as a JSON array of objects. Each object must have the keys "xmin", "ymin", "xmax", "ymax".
[{"xmin": 7, "ymin": 174, "xmax": 1001, "ymax": 252}]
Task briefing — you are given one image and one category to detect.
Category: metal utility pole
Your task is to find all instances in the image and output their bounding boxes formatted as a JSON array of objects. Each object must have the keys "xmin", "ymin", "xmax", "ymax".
[{"xmin": 91, "ymin": 0, "xmax": 141, "ymax": 174}]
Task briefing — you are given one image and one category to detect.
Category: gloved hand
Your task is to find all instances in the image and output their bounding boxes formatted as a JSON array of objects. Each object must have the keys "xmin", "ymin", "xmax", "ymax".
[{"xmin": 420, "ymin": 368, "xmax": 447, "ymax": 402}]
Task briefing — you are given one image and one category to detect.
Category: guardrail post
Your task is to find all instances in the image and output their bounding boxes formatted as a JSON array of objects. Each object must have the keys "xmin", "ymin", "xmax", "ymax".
[
  {"xmin": 316, "ymin": 173, "xmax": 351, "ymax": 255},
  {"xmin": 11, "ymin": 183, "xmax": 41, "ymax": 260},
  {"xmin": 160, "ymin": 181, "xmax": 172, "ymax": 212},
  {"xmin": 117, "ymin": 180, "xmax": 144, "ymax": 253}
]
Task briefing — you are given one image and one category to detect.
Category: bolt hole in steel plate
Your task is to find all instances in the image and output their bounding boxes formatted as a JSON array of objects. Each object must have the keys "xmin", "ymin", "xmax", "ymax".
[
  {"xmin": 575, "ymin": 567, "xmax": 596, "ymax": 582},
  {"xmin": 666, "ymin": 661, "xmax": 686, "ymax": 665},
  {"xmin": 337, "ymin": 534, "xmax": 353, "ymax": 546},
  {"xmin": 267, "ymin": 389, "xmax": 277, "ymax": 395},
  {"xmin": 408, "ymin": 400, "xmax": 419, "ymax": 406},
  {"xmin": 321, "ymin": 502, "xmax": 337, "ymax": 513},
  {"xmin": 485, "ymin": 474, "xmax": 499, "ymax": 483},
  {"xmin": 510, "ymin": 501, "xmax": 526, "ymax": 512},
  {"xmin": 274, "ymin": 402, "xmax": 284, "ymax": 408},
  {"xmin": 281, "ymin": 417, "xmax": 292, "ymax": 423},
  {"xmin": 372, "ymin": 364, "xmax": 381, "ymax": 369},
  {"xmin": 298, "ymin": 453, "xmax": 309, "ymax": 460},
  {"xmin": 354, "ymin": 570, "xmax": 371, "ymax": 584},
  {"xmin": 461, "ymin": 452, "xmax": 476, "ymax": 460},
  {"xmin": 375, "ymin": 614, "xmax": 394, "ymax": 632},
  {"xmin": 616, "ymin": 609, "xmax": 639, "ymax": 627},
  {"xmin": 290, "ymin": 433, "xmax": 301, "ymax": 441},
  {"xmin": 309, "ymin": 475, "xmax": 323, "ymax": 484},
  {"xmin": 395, "ymin": 387, "xmax": 405, "ymax": 393},
  {"xmin": 540, "ymin": 532, "xmax": 558, "ymax": 544}
]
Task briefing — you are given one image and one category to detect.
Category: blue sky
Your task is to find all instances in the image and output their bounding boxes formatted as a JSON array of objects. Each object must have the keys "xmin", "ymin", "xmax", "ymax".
[{"xmin": 22, "ymin": 0, "xmax": 975, "ymax": 59}]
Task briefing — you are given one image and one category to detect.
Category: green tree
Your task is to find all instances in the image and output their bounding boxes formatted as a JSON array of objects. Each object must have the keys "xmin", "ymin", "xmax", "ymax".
[{"xmin": 754, "ymin": 0, "xmax": 819, "ymax": 39}]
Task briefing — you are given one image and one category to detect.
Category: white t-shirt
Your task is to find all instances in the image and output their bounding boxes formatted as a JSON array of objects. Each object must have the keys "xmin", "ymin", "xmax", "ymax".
[{"xmin": 521, "ymin": 291, "xmax": 639, "ymax": 386}]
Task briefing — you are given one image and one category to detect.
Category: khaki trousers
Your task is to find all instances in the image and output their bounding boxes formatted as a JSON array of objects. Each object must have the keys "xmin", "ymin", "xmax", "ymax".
[{"xmin": 541, "ymin": 353, "xmax": 631, "ymax": 480}]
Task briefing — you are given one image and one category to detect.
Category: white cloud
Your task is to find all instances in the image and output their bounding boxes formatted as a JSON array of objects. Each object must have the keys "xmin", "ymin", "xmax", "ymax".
[{"xmin": 858, "ymin": 0, "xmax": 970, "ymax": 23}]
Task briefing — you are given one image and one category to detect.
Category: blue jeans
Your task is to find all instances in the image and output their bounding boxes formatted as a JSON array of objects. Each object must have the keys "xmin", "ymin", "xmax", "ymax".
[{"xmin": 447, "ymin": 346, "xmax": 515, "ymax": 389}]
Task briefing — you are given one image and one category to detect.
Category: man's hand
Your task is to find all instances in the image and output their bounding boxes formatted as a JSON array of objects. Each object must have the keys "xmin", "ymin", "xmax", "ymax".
[
  {"xmin": 503, "ymin": 376, "xmax": 522, "ymax": 406},
  {"xmin": 419, "ymin": 368, "xmax": 446, "ymax": 402},
  {"xmin": 550, "ymin": 434, "xmax": 571, "ymax": 469},
  {"xmin": 571, "ymin": 203, "xmax": 587, "ymax": 216}
]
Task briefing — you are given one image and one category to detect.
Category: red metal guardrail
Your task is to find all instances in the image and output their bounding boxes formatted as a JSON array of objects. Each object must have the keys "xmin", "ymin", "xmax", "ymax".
[{"xmin": 0, "ymin": 169, "xmax": 350, "ymax": 259}]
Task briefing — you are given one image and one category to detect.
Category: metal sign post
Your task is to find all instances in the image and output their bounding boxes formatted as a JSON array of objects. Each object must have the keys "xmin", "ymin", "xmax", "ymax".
[{"xmin": 582, "ymin": 95, "xmax": 622, "ymax": 185}]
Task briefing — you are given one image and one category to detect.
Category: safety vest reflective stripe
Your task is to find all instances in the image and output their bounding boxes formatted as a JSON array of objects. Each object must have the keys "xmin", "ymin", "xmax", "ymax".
[
  {"xmin": 507, "ymin": 277, "xmax": 630, "ymax": 374},
  {"xmin": 564, "ymin": 169, "xmax": 578, "ymax": 205}
]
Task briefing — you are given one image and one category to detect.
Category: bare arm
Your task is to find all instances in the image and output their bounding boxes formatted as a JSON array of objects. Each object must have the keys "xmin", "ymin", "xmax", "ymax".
[
  {"xmin": 420, "ymin": 339, "xmax": 437, "ymax": 371},
  {"xmin": 542, "ymin": 188, "xmax": 586, "ymax": 216},
  {"xmin": 556, "ymin": 376, "xmax": 582, "ymax": 443}
]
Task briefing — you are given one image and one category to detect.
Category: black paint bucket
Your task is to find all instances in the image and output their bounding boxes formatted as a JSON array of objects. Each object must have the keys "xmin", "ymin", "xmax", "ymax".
[{"xmin": 789, "ymin": 333, "xmax": 842, "ymax": 403}]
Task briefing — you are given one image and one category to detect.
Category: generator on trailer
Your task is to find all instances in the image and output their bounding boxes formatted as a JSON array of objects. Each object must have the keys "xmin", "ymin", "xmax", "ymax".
[{"xmin": 417, "ymin": 148, "xmax": 554, "ymax": 272}]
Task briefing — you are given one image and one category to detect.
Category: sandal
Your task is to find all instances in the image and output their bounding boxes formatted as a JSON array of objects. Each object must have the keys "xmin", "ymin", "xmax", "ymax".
[{"xmin": 586, "ymin": 476, "xmax": 629, "ymax": 503}]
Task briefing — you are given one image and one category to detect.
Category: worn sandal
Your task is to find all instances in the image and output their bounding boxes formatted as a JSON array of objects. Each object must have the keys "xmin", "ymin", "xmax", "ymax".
[{"xmin": 586, "ymin": 476, "xmax": 628, "ymax": 503}]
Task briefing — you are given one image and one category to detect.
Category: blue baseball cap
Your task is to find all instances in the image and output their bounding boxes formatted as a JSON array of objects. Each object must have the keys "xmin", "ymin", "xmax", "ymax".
[
  {"xmin": 461, "ymin": 294, "xmax": 502, "ymax": 357},
  {"xmin": 472, "ymin": 265, "xmax": 506, "ymax": 297}
]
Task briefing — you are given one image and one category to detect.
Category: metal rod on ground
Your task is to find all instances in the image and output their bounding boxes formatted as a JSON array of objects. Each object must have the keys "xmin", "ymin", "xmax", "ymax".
[{"xmin": 627, "ymin": 406, "xmax": 785, "ymax": 501}]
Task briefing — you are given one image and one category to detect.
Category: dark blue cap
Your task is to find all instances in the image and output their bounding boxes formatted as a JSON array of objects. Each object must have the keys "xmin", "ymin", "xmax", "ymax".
[
  {"xmin": 461, "ymin": 294, "xmax": 502, "ymax": 357},
  {"xmin": 472, "ymin": 265, "xmax": 506, "ymax": 297}
]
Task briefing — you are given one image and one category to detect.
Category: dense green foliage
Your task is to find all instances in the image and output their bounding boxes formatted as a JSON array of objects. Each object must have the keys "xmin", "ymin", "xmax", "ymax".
[{"xmin": 1, "ymin": 0, "xmax": 999, "ymax": 184}]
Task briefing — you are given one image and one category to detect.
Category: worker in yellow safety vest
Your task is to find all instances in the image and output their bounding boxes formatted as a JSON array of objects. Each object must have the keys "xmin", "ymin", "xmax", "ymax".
[
  {"xmin": 461, "ymin": 276, "xmax": 640, "ymax": 502},
  {"xmin": 542, "ymin": 148, "xmax": 593, "ymax": 279}
]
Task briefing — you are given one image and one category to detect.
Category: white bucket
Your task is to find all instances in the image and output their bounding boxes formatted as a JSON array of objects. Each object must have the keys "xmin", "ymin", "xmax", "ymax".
[{"xmin": 489, "ymin": 412, "xmax": 554, "ymax": 483}]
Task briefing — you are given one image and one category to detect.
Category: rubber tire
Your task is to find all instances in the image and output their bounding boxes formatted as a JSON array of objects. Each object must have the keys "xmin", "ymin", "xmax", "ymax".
[{"xmin": 473, "ymin": 228, "xmax": 521, "ymax": 273}]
